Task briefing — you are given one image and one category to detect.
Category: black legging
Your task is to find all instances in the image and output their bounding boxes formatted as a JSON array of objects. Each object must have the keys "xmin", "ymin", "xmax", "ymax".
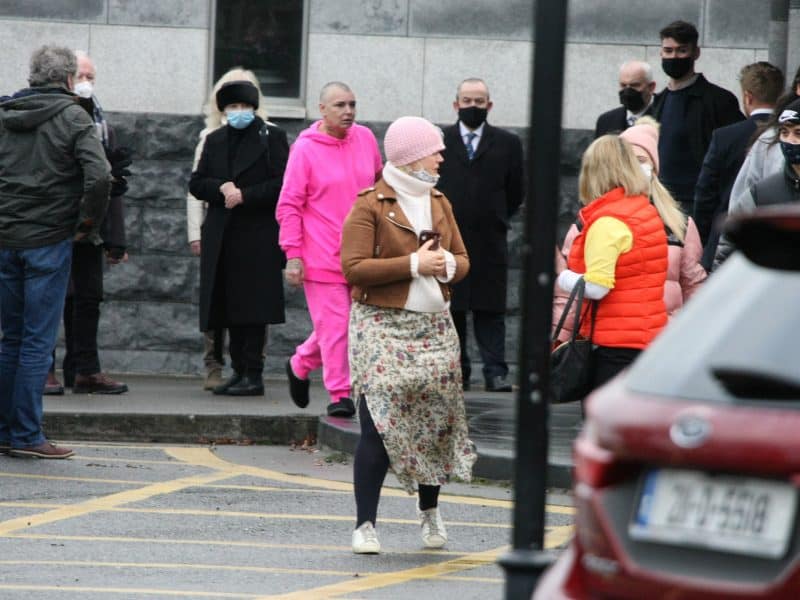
[{"xmin": 354, "ymin": 395, "xmax": 440, "ymax": 527}]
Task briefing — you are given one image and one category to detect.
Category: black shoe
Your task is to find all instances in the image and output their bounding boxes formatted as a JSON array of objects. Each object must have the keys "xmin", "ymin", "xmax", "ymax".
[
  {"xmin": 485, "ymin": 375, "xmax": 512, "ymax": 392},
  {"xmin": 213, "ymin": 373, "xmax": 243, "ymax": 395},
  {"xmin": 327, "ymin": 397, "xmax": 356, "ymax": 417},
  {"xmin": 227, "ymin": 374, "xmax": 264, "ymax": 396},
  {"xmin": 286, "ymin": 359, "xmax": 310, "ymax": 408},
  {"xmin": 462, "ymin": 380, "xmax": 471, "ymax": 392}
]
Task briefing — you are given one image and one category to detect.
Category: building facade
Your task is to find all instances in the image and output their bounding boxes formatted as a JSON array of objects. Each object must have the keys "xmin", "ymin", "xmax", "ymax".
[{"xmin": 0, "ymin": 1, "xmax": 787, "ymax": 376}]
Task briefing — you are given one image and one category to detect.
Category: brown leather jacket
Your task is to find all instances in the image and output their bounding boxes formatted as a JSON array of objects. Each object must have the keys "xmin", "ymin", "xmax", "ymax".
[{"xmin": 341, "ymin": 178, "xmax": 469, "ymax": 309}]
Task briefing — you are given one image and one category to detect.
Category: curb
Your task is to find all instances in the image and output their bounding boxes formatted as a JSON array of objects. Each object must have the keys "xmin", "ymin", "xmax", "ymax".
[{"xmin": 43, "ymin": 412, "xmax": 319, "ymax": 445}]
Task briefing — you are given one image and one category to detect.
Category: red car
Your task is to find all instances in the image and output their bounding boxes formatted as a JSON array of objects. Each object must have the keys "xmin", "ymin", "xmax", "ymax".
[{"xmin": 535, "ymin": 207, "xmax": 800, "ymax": 599}]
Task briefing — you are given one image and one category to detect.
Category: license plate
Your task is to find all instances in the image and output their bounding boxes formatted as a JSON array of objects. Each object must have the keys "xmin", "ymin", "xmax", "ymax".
[{"xmin": 629, "ymin": 469, "xmax": 797, "ymax": 559}]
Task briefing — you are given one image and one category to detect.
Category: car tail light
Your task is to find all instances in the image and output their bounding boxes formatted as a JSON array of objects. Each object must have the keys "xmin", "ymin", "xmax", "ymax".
[
  {"xmin": 573, "ymin": 433, "xmax": 637, "ymax": 488},
  {"xmin": 574, "ymin": 483, "xmax": 616, "ymax": 561}
]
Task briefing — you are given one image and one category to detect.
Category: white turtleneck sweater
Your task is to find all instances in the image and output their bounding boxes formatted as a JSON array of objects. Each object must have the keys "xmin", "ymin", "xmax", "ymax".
[{"xmin": 382, "ymin": 162, "xmax": 457, "ymax": 313}]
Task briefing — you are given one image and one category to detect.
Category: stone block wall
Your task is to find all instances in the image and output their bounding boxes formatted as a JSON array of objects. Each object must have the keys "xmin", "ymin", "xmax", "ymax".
[{"xmin": 81, "ymin": 112, "xmax": 589, "ymax": 379}]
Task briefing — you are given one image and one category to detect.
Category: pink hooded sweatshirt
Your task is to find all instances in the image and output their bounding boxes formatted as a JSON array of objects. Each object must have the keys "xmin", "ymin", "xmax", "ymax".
[{"xmin": 276, "ymin": 121, "xmax": 382, "ymax": 283}]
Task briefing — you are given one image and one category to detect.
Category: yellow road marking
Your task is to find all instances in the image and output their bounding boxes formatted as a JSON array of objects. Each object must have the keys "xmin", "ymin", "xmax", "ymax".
[
  {"xmin": 71, "ymin": 454, "xmax": 183, "ymax": 465},
  {"xmin": 166, "ymin": 447, "xmax": 575, "ymax": 514},
  {"xmin": 0, "ymin": 471, "xmax": 148, "ymax": 485},
  {"xmin": 0, "ymin": 559, "xmax": 374, "ymax": 577},
  {"xmin": 258, "ymin": 545, "xmax": 508, "ymax": 599},
  {"xmin": 0, "ymin": 584, "xmax": 255, "ymax": 598},
  {"xmin": 5, "ymin": 533, "xmax": 470, "ymax": 556},
  {"xmin": 0, "ymin": 470, "xmax": 233, "ymax": 535},
  {"xmin": 0, "ymin": 502, "xmax": 510, "ymax": 528}
]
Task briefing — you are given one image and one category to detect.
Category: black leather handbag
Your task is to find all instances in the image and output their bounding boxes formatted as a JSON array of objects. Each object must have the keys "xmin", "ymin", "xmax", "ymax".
[{"xmin": 550, "ymin": 277, "xmax": 597, "ymax": 404}]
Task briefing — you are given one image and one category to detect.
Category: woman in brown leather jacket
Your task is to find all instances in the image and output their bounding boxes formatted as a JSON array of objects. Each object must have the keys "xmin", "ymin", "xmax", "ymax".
[{"xmin": 341, "ymin": 116, "xmax": 477, "ymax": 555}]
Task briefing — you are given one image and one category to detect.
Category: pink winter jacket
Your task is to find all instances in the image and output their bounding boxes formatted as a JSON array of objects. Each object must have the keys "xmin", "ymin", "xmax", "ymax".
[
  {"xmin": 276, "ymin": 121, "xmax": 382, "ymax": 283},
  {"xmin": 552, "ymin": 217, "xmax": 707, "ymax": 343}
]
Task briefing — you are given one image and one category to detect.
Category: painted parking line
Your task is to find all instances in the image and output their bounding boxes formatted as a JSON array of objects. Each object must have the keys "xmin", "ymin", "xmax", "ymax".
[
  {"xmin": 258, "ymin": 546, "xmax": 508, "ymax": 600},
  {"xmin": 166, "ymin": 447, "xmax": 575, "ymax": 515},
  {"xmin": 0, "ymin": 445, "xmax": 574, "ymax": 598},
  {"xmin": 0, "ymin": 584, "xmax": 256, "ymax": 598}
]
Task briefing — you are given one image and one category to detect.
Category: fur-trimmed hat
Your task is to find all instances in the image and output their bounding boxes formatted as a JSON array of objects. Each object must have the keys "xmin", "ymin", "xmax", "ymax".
[
  {"xmin": 216, "ymin": 80, "xmax": 259, "ymax": 111},
  {"xmin": 383, "ymin": 116, "xmax": 445, "ymax": 166}
]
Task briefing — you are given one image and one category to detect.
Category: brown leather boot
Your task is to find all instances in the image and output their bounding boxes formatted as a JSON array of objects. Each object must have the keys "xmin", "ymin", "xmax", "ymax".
[{"xmin": 72, "ymin": 373, "xmax": 129, "ymax": 395}]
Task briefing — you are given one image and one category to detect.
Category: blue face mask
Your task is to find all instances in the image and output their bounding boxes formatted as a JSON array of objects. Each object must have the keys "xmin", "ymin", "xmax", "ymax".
[{"xmin": 226, "ymin": 109, "xmax": 255, "ymax": 130}]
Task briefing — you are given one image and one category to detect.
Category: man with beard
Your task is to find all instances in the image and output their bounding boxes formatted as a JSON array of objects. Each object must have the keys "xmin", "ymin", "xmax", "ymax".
[
  {"xmin": 595, "ymin": 60, "xmax": 656, "ymax": 138},
  {"xmin": 437, "ymin": 78, "xmax": 523, "ymax": 392},
  {"xmin": 652, "ymin": 20, "xmax": 744, "ymax": 216}
]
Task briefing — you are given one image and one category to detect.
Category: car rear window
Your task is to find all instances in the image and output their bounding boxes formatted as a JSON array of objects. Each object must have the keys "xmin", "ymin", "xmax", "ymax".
[{"xmin": 625, "ymin": 254, "xmax": 800, "ymax": 405}]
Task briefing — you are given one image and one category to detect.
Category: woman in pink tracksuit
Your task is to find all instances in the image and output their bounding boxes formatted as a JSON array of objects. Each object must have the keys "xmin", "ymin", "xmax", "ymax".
[{"xmin": 276, "ymin": 81, "xmax": 383, "ymax": 417}]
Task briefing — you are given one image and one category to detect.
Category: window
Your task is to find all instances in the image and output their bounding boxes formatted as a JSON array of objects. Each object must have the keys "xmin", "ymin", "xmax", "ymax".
[{"xmin": 213, "ymin": 0, "xmax": 307, "ymax": 102}]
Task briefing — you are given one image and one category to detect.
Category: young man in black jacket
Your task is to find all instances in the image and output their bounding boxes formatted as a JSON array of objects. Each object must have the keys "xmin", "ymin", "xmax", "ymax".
[{"xmin": 652, "ymin": 20, "xmax": 745, "ymax": 216}]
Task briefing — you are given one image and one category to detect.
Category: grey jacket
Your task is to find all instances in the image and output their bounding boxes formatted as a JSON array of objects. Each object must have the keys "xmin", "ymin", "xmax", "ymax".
[{"xmin": 0, "ymin": 87, "xmax": 111, "ymax": 249}]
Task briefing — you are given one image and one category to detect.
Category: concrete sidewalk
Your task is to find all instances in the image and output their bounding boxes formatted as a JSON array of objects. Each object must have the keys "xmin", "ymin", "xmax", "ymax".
[{"xmin": 42, "ymin": 374, "xmax": 582, "ymax": 487}]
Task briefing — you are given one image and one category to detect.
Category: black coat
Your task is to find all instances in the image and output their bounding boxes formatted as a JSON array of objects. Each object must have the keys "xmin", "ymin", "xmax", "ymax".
[
  {"xmin": 652, "ymin": 74, "xmax": 745, "ymax": 169},
  {"xmin": 437, "ymin": 122, "xmax": 524, "ymax": 312},
  {"xmin": 189, "ymin": 118, "xmax": 289, "ymax": 331},
  {"xmin": 594, "ymin": 104, "xmax": 655, "ymax": 138},
  {"xmin": 693, "ymin": 112, "xmax": 770, "ymax": 269}
]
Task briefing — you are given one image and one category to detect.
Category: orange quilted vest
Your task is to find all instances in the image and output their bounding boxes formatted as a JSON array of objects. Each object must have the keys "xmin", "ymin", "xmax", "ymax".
[{"xmin": 568, "ymin": 187, "xmax": 668, "ymax": 349}]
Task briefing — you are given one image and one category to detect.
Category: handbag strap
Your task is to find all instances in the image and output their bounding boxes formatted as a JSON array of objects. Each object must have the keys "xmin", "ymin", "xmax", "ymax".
[
  {"xmin": 552, "ymin": 276, "xmax": 585, "ymax": 343},
  {"xmin": 552, "ymin": 276, "xmax": 597, "ymax": 344}
]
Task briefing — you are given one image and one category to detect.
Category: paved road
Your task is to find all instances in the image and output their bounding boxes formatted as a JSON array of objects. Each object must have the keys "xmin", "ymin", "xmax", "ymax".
[{"xmin": 0, "ymin": 442, "xmax": 574, "ymax": 599}]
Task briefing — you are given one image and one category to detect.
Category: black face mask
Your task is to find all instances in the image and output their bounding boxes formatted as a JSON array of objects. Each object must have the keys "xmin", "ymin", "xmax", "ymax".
[
  {"xmin": 458, "ymin": 106, "xmax": 488, "ymax": 129},
  {"xmin": 618, "ymin": 86, "xmax": 646, "ymax": 113},
  {"xmin": 662, "ymin": 57, "xmax": 694, "ymax": 80}
]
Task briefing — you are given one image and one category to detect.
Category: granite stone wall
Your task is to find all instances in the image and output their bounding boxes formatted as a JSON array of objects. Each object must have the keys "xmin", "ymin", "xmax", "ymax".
[{"xmin": 83, "ymin": 112, "xmax": 590, "ymax": 379}]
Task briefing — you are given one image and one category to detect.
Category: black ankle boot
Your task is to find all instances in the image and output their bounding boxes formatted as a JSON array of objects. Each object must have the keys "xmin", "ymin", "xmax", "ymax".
[
  {"xmin": 212, "ymin": 373, "xmax": 243, "ymax": 395},
  {"xmin": 227, "ymin": 373, "xmax": 264, "ymax": 396}
]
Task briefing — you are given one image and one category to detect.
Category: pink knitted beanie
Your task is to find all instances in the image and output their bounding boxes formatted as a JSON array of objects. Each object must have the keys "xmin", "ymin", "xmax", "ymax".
[
  {"xmin": 383, "ymin": 116, "xmax": 445, "ymax": 166},
  {"xmin": 620, "ymin": 124, "xmax": 660, "ymax": 174}
]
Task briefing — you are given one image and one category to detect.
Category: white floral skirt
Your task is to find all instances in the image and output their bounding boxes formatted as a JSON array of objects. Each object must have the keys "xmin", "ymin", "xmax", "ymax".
[{"xmin": 348, "ymin": 302, "xmax": 477, "ymax": 493}]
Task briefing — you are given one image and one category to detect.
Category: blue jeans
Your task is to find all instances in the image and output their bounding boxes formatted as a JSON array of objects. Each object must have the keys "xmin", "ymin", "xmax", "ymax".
[{"xmin": 0, "ymin": 239, "xmax": 72, "ymax": 447}]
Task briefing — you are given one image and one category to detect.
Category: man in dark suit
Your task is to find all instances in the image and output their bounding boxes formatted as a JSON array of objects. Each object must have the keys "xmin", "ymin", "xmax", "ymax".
[
  {"xmin": 437, "ymin": 78, "xmax": 523, "ymax": 392},
  {"xmin": 653, "ymin": 20, "xmax": 745, "ymax": 216},
  {"xmin": 594, "ymin": 60, "xmax": 656, "ymax": 138},
  {"xmin": 694, "ymin": 61, "xmax": 784, "ymax": 270}
]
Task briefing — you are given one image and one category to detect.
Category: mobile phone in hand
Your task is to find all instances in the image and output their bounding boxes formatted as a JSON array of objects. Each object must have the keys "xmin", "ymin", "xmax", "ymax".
[{"xmin": 419, "ymin": 229, "xmax": 441, "ymax": 250}]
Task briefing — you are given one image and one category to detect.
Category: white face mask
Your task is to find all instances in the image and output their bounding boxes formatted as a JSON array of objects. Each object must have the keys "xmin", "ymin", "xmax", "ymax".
[
  {"xmin": 640, "ymin": 163, "xmax": 653, "ymax": 180},
  {"xmin": 409, "ymin": 168, "xmax": 440, "ymax": 185},
  {"xmin": 74, "ymin": 81, "xmax": 94, "ymax": 99}
]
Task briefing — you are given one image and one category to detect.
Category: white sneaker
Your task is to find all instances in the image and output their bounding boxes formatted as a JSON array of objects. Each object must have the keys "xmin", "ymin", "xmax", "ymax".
[
  {"xmin": 352, "ymin": 521, "xmax": 381, "ymax": 554},
  {"xmin": 418, "ymin": 505, "xmax": 448, "ymax": 548}
]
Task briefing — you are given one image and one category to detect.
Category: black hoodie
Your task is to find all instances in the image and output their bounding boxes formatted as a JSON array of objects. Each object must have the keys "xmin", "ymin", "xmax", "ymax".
[{"xmin": 0, "ymin": 87, "xmax": 111, "ymax": 249}]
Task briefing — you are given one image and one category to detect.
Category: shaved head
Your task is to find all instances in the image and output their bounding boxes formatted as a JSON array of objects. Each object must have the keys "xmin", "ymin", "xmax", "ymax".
[{"xmin": 319, "ymin": 81, "xmax": 352, "ymax": 104}]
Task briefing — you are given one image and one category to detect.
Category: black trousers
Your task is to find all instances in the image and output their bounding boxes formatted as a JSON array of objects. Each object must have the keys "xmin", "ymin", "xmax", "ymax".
[
  {"xmin": 62, "ymin": 243, "xmax": 104, "ymax": 377},
  {"xmin": 591, "ymin": 346, "xmax": 640, "ymax": 390},
  {"xmin": 353, "ymin": 396, "xmax": 439, "ymax": 527},
  {"xmin": 451, "ymin": 309, "xmax": 508, "ymax": 382},
  {"xmin": 228, "ymin": 325, "xmax": 267, "ymax": 376}
]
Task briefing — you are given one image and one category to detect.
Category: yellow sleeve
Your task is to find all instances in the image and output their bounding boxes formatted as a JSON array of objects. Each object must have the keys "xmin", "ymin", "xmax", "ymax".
[{"xmin": 583, "ymin": 216, "xmax": 633, "ymax": 288}]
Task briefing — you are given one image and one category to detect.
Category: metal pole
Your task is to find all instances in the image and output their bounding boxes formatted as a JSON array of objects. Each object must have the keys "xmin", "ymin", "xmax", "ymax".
[{"xmin": 498, "ymin": 0, "xmax": 569, "ymax": 598}]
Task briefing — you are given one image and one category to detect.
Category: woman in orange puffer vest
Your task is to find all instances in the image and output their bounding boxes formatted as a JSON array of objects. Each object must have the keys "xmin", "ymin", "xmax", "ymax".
[{"xmin": 556, "ymin": 135, "xmax": 669, "ymax": 389}]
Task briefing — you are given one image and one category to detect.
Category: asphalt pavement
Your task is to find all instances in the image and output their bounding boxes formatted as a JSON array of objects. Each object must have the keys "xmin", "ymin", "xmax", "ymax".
[
  {"xmin": 41, "ymin": 374, "xmax": 583, "ymax": 488},
  {"xmin": 0, "ymin": 442, "xmax": 575, "ymax": 599}
]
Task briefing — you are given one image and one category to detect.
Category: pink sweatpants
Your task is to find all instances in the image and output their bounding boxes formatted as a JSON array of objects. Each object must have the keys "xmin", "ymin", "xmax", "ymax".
[{"xmin": 290, "ymin": 280, "xmax": 351, "ymax": 403}]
